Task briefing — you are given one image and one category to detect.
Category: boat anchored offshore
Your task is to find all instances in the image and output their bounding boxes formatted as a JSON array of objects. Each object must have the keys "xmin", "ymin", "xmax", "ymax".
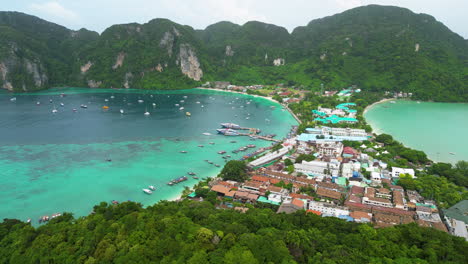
[
  {"xmin": 143, "ymin": 188, "xmax": 153, "ymax": 194},
  {"xmin": 216, "ymin": 128, "xmax": 239, "ymax": 136},
  {"xmin": 149, "ymin": 185, "xmax": 156, "ymax": 191},
  {"xmin": 120, "ymin": 109, "xmax": 124, "ymax": 114},
  {"xmin": 186, "ymin": 112, "xmax": 191, "ymax": 116}
]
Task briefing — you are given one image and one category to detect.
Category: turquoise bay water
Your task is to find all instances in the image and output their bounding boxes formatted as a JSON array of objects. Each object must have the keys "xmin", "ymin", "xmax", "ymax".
[
  {"xmin": 0, "ymin": 88, "xmax": 297, "ymax": 223},
  {"xmin": 364, "ymin": 100, "xmax": 468, "ymax": 164}
]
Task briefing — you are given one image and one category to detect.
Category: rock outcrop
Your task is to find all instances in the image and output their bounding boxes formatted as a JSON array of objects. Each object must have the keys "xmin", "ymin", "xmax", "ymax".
[
  {"xmin": 80, "ymin": 61, "xmax": 93, "ymax": 73},
  {"xmin": 160, "ymin": 31, "xmax": 175, "ymax": 57},
  {"xmin": 112, "ymin": 53, "xmax": 126, "ymax": 70},
  {"xmin": 124, "ymin": 72, "xmax": 133, "ymax": 88},
  {"xmin": 0, "ymin": 62, "xmax": 11, "ymax": 90},
  {"xmin": 179, "ymin": 44, "xmax": 203, "ymax": 81},
  {"xmin": 87, "ymin": 80, "xmax": 102, "ymax": 88},
  {"xmin": 225, "ymin": 45, "xmax": 234, "ymax": 56}
]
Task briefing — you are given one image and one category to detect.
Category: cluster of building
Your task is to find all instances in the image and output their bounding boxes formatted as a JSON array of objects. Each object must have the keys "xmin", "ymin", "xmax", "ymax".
[
  {"xmin": 384, "ymin": 91, "xmax": 413, "ymax": 98},
  {"xmin": 312, "ymin": 103, "xmax": 358, "ymax": 124},
  {"xmin": 321, "ymin": 86, "xmax": 361, "ymax": 98},
  {"xmin": 202, "ymin": 123, "xmax": 468, "ymax": 238}
]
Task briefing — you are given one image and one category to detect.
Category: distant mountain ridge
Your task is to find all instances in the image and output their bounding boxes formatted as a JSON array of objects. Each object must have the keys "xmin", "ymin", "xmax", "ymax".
[{"xmin": 0, "ymin": 5, "xmax": 467, "ymax": 101}]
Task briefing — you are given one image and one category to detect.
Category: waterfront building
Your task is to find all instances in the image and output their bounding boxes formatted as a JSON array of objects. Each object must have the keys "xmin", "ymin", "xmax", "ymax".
[{"xmin": 391, "ymin": 167, "xmax": 415, "ymax": 179}]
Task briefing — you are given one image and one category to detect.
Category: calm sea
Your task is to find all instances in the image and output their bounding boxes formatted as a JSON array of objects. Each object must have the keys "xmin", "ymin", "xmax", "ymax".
[
  {"xmin": 364, "ymin": 100, "xmax": 468, "ymax": 164},
  {"xmin": 0, "ymin": 88, "xmax": 297, "ymax": 223}
]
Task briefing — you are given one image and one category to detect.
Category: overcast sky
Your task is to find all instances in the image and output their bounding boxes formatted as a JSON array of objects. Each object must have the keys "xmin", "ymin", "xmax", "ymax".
[{"xmin": 2, "ymin": 0, "xmax": 467, "ymax": 38}]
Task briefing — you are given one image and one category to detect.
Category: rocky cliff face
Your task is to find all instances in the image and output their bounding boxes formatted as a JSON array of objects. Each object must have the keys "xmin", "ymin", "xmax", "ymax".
[
  {"xmin": 0, "ymin": 56, "xmax": 48, "ymax": 91},
  {"xmin": 179, "ymin": 44, "xmax": 203, "ymax": 81}
]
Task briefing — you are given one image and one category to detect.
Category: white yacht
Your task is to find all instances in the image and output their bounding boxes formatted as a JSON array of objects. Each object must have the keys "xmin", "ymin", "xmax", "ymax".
[
  {"xmin": 10, "ymin": 97, "xmax": 16, "ymax": 102},
  {"xmin": 149, "ymin": 185, "xmax": 156, "ymax": 191},
  {"xmin": 152, "ymin": 103, "xmax": 156, "ymax": 107},
  {"xmin": 138, "ymin": 99, "xmax": 144, "ymax": 103},
  {"xmin": 142, "ymin": 189, "xmax": 153, "ymax": 194},
  {"xmin": 60, "ymin": 102, "xmax": 64, "ymax": 107},
  {"xmin": 179, "ymin": 107, "xmax": 184, "ymax": 110},
  {"xmin": 144, "ymin": 111, "xmax": 150, "ymax": 116},
  {"xmin": 120, "ymin": 109, "xmax": 124, "ymax": 114}
]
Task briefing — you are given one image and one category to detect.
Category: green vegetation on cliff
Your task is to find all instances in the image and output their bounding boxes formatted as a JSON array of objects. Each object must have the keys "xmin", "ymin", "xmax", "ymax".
[
  {"xmin": 0, "ymin": 5, "xmax": 467, "ymax": 102},
  {"xmin": 1, "ymin": 200, "xmax": 467, "ymax": 263}
]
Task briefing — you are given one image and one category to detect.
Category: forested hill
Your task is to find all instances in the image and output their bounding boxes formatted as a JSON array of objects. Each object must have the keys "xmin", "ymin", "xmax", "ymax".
[
  {"xmin": 1, "ymin": 200, "xmax": 467, "ymax": 263},
  {"xmin": 1, "ymin": 5, "xmax": 467, "ymax": 101}
]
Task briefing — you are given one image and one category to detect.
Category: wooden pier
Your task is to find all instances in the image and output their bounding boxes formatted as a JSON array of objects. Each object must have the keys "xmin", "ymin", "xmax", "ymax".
[{"xmin": 237, "ymin": 133, "xmax": 281, "ymax": 143}]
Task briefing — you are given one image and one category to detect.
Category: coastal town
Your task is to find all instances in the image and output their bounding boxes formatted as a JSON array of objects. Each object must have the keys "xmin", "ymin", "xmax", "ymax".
[{"xmin": 182, "ymin": 82, "xmax": 468, "ymax": 241}]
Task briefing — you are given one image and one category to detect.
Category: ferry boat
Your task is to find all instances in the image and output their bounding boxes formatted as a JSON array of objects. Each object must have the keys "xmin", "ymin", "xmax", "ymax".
[
  {"xmin": 216, "ymin": 128, "xmax": 239, "ymax": 136},
  {"xmin": 143, "ymin": 188, "xmax": 153, "ymax": 194},
  {"xmin": 221, "ymin": 123, "xmax": 241, "ymax": 129},
  {"xmin": 168, "ymin": 176, "xmax": 188, "ymax": 186}
]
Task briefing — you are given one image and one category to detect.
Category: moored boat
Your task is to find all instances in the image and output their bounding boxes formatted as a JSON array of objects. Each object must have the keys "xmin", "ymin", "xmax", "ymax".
[
  {"xmin": 143, "ymin": 188, "xmax": 153, "ymax": 194},
  {"xmin": 220, "ymin": 123, "xmax": 241, "ymax": 129},
  {"xmin": 216, "ymin": 128, "xmax": 239, "ymax": 136}
]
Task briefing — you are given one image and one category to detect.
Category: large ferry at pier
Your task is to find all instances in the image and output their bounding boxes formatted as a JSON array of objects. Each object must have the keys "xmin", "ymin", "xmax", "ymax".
[
  {"xmin": 216, "ymin": 128, "xmax": 239, "ymax": 136},
  {"xmin": 220, "ymin": 123, "xmax": 241, "ymax": 129}
]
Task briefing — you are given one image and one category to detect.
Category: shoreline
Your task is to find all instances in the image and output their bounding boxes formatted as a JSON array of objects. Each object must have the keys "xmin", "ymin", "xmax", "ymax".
[
  {"xmin": 196, "ymin": 87, "xmax": 302, "ymax": 124},
  {"xmin": 363, "ymin": 98, "xmax": 395, "ymax": 115}
]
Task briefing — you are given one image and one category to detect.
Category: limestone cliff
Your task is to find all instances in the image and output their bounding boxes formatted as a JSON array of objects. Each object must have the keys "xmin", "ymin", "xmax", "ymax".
[{"xmin": 178, "ymin": 44, "xmax": 203, "ymax": 81}]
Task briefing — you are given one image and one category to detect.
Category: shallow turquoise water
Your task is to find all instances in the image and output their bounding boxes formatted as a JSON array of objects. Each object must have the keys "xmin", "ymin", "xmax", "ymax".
[
  {"xmin": 0, "ymin": 88, "xmax": 297, "ymax": 223},
  {"xmin": 364, "ymin": 100, "xmax": 468, "ymax": 164}
]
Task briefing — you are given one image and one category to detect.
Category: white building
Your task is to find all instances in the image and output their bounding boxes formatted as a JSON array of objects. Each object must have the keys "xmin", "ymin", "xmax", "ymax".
[
  {"xmin": 391, "ymin": 167, "xmax": 415, "ymax": 178},
  {"xmin": 294, "ymin": 160, "xmax": 340, "ymax": 179},
  {"xmin": 308, "ymin": 201, "xmax": 350, "ymax": 217},
  {"xmin": 249, "ymin": 145, "xmax": 292, "ymax": 167},
  {"xmin": 330, "ymin": 128, "xmax": 367, "ymax": 137},
  {"xmin": 446, "ymin": 218, "xmax": 468, "ymax": 241},
  {"xmin": 341, "ymin": 162, "xmax": 361, "ymax": 178},
  {"xmin": 315, "ymin": 141, "xmax": 343, "ymax": 157},
  {"xmin": 371, "ymin": 172, "xmax": 382, "ymax": 183}
]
